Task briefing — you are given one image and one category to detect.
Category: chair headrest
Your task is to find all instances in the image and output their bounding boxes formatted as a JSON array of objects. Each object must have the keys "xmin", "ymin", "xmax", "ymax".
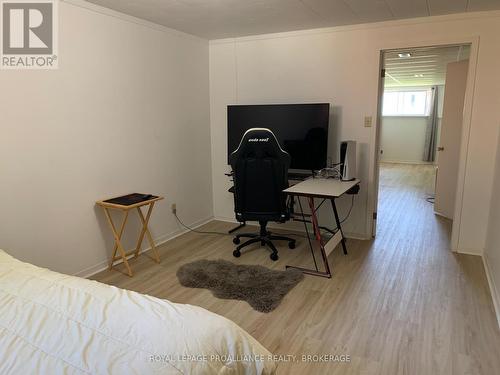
[{"xmin": 231, "ymin": 128, "xmax": 287, "ymax": 157}]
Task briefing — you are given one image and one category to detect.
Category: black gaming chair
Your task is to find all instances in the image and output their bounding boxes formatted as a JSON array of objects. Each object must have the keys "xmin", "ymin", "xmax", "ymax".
[{"xmin": 229, "ymin": 128, "xmax": 296, "ymax": 261}]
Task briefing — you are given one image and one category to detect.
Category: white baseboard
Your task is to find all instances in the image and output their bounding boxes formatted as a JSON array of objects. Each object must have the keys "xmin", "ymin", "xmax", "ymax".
[
  {"xmin": 213, "ymin": 216, "xmax": 244, "ymax": 225},
  {"xmin": 343, "ymin": 232, "xmax": 372, "ymax": 240},
  {"xmin": 455, "ymin": 248, "xmax": 483, "ymax": 256},
  {"xmin": 483, "ymin": 255, "xmax": 500, "ymax": 330},
  {"xmin": 433, "ymin": 210, "xmax": 451, "ymax": 220},
  {"xmin": 214, "ymin": 216, "xmax": 305, "ymax": 234},
  {"xmin": 380, "ymin": 160, "xmax": 435, "ymax": 165},
  {"xmin": 213, "ymin": 216, "xmax": 370, "ymax": 240},
  {"xmin": 75, "ymin": 216, "xmax": 214, "ymax": 278},
  {"xmin": 77, "ymin": 214, "xmax": 369, "ymax": 279}
]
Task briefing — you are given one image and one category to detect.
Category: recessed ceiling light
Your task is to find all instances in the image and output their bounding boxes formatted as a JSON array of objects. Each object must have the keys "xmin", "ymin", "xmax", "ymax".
[
  {"xmin": 398, "ymin": 52, "xmax": 412, "ymax": 58},
  {"xmin": 414, "ymin": 74, "xmax": 424, "ymax": 77}
]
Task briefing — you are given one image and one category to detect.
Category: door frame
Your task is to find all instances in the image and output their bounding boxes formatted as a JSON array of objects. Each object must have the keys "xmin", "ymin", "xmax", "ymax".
[{"xmin": 370, "ymin": 36, "xmax": 480, "ymax": 252}]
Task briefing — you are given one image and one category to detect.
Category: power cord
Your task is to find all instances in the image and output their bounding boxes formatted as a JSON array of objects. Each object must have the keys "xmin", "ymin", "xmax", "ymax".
[
  {"xmin": 174, "ymin": 212, "xmax": 231, "ymax": 236},
  {"xmin": 316, "ymin": 165, "xmax": 343, "ymax": 179},
  {"xmin": 174, "ymin": 211, "xmax": 308, "ymax": 238},
  {"xmin": 340, "ymin": 195, "xmax": 355, "ymax": 224}
]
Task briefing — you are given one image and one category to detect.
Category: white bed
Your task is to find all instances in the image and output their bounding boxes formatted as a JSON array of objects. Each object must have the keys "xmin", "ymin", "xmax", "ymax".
[{"xmin": 0, "ymin": 250, "xmax": 276, "ymax": 374}]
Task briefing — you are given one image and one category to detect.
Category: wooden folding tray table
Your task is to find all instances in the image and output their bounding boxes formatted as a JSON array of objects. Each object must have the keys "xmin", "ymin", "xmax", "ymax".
[{"xmin": 96, "ymin": 194, "xmax": 163, "ymax": 277}]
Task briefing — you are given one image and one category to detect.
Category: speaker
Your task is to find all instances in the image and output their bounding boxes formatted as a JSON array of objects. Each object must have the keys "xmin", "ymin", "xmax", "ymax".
[{"xmin": 340, "ymin": 141, "xmax": 356, "ymax": 181}]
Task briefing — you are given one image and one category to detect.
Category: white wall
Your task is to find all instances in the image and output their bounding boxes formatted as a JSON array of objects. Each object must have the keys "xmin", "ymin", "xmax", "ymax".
[
  {"xmin": 380, "ymin": 86, "xmax": 445, "ymax": 164},
  {"xmin": 209, "ymin": 12, "xmax": 500, "ymax": 252},
  {"xmin": 0, "ymin": 1, "xmax": 212, "ymax": 276},
  {"xmin": 380, "ymin": 116, "xmax": 444, "ymax": 165},
  {"xmin": 484, "ymin": 127, "xmax": 500, "ymax": 325},
  {"xmin": 380, "ymin": 117, "xmax": 429, "ymax": 163}
]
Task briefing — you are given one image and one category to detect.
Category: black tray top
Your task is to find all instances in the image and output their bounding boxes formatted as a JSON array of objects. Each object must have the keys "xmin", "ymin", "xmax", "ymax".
[{"xmin": 104, "ymin": 193, "xmax": 158, "ymax": 206}]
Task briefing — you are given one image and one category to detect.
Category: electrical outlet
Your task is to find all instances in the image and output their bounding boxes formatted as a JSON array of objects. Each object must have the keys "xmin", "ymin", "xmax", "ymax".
[
  {"xmin": 171, "ymin": 203, "xmax": 176, "ymax": 214},
  {"xmin": 364, "ymin": 116, "xmax": 372, "ymax": 127}
]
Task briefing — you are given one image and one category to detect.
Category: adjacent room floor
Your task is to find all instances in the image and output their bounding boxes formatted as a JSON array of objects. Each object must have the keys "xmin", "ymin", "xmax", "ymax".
[{"xmin": 93, "ymin": 163, "xmax": 500, "ymax": 375}]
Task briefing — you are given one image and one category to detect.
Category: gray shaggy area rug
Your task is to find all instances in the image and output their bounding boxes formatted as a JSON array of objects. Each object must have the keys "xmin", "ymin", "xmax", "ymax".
[{"xmin": 177, "ymin": 259, "xmax": 304, "ymax": 313}]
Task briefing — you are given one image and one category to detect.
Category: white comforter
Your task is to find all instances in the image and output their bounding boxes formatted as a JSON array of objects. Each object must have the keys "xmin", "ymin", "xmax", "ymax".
[{"xmin": 0, "ymin": 250, "xmax": 276, "ymax": 374}]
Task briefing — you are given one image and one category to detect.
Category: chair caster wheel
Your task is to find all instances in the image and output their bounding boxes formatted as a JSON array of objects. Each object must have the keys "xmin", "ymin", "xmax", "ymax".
[
  {"xmin": 288, "ymin": 241, "xmax": 296, "ymax": 249},
  {"xmin": 233, "ymin": 250, "xmax": 241, "ymax": 258},
  {"xmin": 233, "ymin": 238, "xmax": 240, "ymax": 245},
  {"xmin": 270, "ymin": 253, "xmax": 279, "ymax": 261}
]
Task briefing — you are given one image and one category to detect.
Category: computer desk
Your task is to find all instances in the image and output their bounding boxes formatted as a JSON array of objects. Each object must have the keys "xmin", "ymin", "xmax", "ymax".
[{"xmin": 283, "ymin": 178, "xmax": 360, "ymax": 278}]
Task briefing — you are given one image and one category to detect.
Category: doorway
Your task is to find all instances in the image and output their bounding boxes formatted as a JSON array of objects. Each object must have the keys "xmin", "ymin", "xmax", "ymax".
[{"xmin": 374, "ymin": 44, "xmax": 471, "ymax": 245}]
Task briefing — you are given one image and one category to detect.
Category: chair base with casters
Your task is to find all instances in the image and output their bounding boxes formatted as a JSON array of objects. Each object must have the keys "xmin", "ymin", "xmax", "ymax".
[{"xmin": 232, "ymin": 221, "xmax": 296, "ymax": 261}]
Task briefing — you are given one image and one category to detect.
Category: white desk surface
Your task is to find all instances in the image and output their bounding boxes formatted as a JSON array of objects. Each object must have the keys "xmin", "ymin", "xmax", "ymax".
[{"xmin": 284, "ymin": 178, "xmax": 360, "ymax": 198}]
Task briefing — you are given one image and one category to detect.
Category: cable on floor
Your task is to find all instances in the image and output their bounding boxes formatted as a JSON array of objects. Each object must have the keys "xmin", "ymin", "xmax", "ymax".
[
  {"xmin": 174, "ymin": 212, "xmax": 231, "ymax": 236},
  {"xmin": 174, "ymin": 212, "xmax": 308, "ymax": 238},
  {"xmin": 175, "ymin": 194, "xmax": 356, "ymax": 238}
]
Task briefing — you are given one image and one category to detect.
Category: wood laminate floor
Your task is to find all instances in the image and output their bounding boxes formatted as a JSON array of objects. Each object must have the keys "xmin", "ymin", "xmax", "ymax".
[{"xmin": 93, "ymin": 163, "xmax": 500, "ymax": 374}]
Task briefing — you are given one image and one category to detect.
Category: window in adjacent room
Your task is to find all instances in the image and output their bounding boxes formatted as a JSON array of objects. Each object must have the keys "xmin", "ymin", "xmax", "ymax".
[{"xmin": 382, "ymin": 89, "xmax": 431, "ymax": 116}]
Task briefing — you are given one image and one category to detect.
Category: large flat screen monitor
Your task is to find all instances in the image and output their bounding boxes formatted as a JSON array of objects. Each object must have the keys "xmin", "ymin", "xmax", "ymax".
[{"xmin": 227, "ymin": 103, "xmax": 330, "ymax": 170}]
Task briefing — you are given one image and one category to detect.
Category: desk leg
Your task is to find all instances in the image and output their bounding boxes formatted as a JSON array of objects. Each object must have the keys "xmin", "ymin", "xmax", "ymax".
[
  {"xmin": 286, "ymin": 197, "xmax": 332, "ymax": 278},
  {"xmin": 103, "ymin": 208, "xmax": 133, "ymax": 277},
  {"xmin": 308, "ymin": 197, "xmax": 332, "ymax": 277},
  {"xmin": 135, "ymin": 202, "xmax": 160, "ymax": 263},
  {"xmin": 331, "ymin": 198, "xmax": 348, "ymax": 255}
]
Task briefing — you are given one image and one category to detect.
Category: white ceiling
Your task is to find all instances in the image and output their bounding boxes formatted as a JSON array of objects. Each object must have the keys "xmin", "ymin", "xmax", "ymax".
[
  {"xmin": 84, "ymin": 0, "xmax": 500, "ymax": 39},
  {"xmin": 384, "ymin": 45, "xmax": 471, "ymax": 87}
]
